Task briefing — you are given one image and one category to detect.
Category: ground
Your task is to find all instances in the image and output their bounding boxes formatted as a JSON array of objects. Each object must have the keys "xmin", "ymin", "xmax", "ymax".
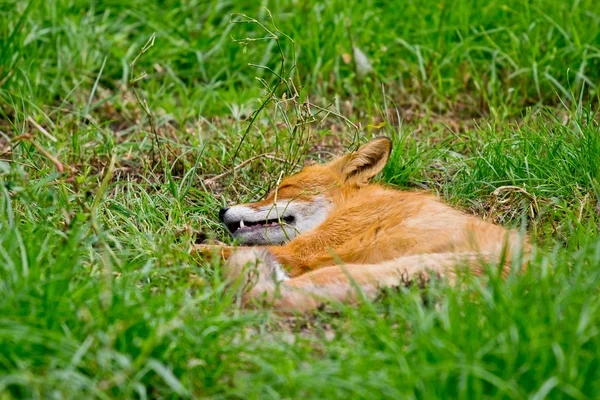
[{"xmin": 1, "ymin": 0, "xmax": 600, "ymax": 398}]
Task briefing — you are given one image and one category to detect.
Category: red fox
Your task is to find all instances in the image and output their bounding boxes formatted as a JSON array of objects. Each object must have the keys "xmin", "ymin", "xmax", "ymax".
[{"xmin": 197, "ymin": 137, "xmax": 528, "ymax": 311}]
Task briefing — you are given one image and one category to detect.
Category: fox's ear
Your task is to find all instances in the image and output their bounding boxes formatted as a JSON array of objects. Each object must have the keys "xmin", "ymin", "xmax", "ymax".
[{"xmin": 333, "ymin": 137, "xmax": 392, "ymax": 184}]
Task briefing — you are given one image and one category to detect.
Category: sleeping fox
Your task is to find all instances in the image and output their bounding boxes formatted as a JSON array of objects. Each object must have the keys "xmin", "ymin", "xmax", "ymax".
[{"xmin": 196, "ymin": 137, "xmax": 529, "ymax": 311}]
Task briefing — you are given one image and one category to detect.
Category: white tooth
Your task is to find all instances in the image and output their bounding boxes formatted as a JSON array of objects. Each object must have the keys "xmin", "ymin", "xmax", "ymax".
[{"xmin": 240, "ymin": 220, "xmax": 245, "ymax": 228}]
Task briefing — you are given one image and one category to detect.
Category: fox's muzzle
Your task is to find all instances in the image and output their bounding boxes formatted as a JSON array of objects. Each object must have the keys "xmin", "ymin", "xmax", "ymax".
[{"xmin": 219, "ymin": 197, "xmax": 331, "ymax": 245}]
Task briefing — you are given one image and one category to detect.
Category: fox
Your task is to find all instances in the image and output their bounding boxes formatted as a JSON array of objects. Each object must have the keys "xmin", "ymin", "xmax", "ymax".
[{"xmin": 196, "ymin": 137, "xmax": 529, "ymax": 312}]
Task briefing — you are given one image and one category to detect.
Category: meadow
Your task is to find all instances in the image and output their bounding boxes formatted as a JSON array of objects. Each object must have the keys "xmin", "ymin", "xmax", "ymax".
[{"xmin": 1, "ymin": 0, "xmax": 600, "ymax": 398}]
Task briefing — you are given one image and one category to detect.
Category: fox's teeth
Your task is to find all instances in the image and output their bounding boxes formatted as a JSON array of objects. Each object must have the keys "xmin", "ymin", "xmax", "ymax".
[{"xmin": 240, "ymin": 220, "xmax": 245, "ymax": 228}]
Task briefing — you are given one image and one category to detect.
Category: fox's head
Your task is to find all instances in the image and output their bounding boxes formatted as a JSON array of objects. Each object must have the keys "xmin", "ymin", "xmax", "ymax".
[{"xmin": 219, "ymin": 137, "xmax": 392, "ymax": 245}]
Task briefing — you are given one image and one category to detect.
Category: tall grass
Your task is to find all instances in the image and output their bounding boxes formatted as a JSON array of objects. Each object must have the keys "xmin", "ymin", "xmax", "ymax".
[
  {"xmin": 2, "ymin": 0, "xmax": 599, "ymax": 117},
  {"xmin": 1, "ymin": 0, "xmax": 600, "ymax": 398}
]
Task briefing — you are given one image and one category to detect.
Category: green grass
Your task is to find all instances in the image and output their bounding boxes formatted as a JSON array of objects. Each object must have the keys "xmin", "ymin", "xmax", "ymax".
[{"xmin": 2, "ymin": 0, "xmax": 600, "ymax": 398}]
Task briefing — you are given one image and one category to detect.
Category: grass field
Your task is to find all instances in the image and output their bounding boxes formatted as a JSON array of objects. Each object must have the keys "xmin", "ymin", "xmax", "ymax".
[{"xmin": 2, "ymin": 0, "xmax": 600, "ymax": 398}]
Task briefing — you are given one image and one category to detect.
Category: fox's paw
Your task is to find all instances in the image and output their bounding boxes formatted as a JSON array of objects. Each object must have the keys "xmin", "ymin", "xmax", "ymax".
[
  {"xmin": 224, "ymin": 248, "xmax": 288, "ymax": 287},
  {"xmin": 191, "ymin": 243, "xmax": 232, "ymax": 260}
]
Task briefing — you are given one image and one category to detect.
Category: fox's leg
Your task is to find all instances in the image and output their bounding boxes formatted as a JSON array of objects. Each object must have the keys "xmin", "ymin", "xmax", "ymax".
[
  {"xmin": 193, "ymin": 234, "xmax": 370, "ymax": 280},
  {"xmin": 258, "ymin": 252, "xmax": 512, "ymax": 312},
  {"xmin": 192, "ymin": 243, "xmax": 271, "ymax": 261}
]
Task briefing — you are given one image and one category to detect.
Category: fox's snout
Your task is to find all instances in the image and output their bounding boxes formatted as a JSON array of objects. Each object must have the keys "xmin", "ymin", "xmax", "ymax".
[{"xmin": 219, "ymin": 197, "xmax": 331, "ymax": 245}]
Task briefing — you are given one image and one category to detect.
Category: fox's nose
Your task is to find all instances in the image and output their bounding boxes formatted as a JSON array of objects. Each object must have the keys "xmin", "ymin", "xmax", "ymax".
[{"xmin": 218, "ymin": 207, "xmax": 229, "ymax": 222}]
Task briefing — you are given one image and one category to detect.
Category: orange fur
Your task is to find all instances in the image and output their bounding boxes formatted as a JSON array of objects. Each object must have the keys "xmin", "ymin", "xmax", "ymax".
[{"xmin": 196, "ymin": 137, "xmax": 529, "ymax": 311}]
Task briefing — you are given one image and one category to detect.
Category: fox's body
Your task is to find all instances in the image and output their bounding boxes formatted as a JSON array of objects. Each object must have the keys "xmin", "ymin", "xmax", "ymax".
[
  {"xmin": 199, "ymin": 138, "xmax": 528, "ymax": 311},
  {"xmin": 268, "ymin": 189, "xmax": 518, "ymax": 275}
]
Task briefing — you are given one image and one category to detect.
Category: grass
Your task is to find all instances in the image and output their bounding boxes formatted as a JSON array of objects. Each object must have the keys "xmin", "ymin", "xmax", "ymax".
[{"xmin": 1, "ymin": 0, "xmax": 600, "ymax": 398}]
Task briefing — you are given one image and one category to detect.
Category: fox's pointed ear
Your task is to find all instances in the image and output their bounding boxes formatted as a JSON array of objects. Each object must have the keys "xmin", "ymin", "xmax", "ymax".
[{"xmin": 332, "ymin": 137, "xmax": 392, "ymax": 184}]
